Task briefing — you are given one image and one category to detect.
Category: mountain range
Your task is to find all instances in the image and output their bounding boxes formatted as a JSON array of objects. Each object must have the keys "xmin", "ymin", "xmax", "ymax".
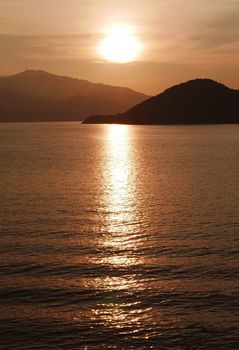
[
  {"xmin": 0, "ymin": 70, "xmax": 148, "ymax": 122},
  {"xmin": 83, "ymin": 79, "xmax": 239, "ymax": 124}
]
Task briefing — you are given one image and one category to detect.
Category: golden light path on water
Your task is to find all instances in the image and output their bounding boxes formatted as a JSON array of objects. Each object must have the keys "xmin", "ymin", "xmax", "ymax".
[
  {"xmin": 104, "ymin": 125, "xmax": 136, "ymax": 233},
  {"xmin": 91, "ymin": 125, "xmax": 151, "ymax": 333},
  {"xmin": 101, "ymin": 125, "xmax": 139, "ymax": 260}
]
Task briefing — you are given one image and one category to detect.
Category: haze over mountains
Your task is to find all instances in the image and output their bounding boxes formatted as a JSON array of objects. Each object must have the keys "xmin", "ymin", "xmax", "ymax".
[
  {"xmin": 0, "ymin": 70, "xmax": 148, "ymax": 122},
  {"xmin": 83, "ymin": 79, "xmax": 239, "ymax": 124}
]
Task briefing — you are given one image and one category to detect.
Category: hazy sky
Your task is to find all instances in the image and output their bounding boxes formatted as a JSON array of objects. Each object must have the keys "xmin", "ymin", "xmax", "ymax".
[{"xmin": 1, "ymin": 0, "xmax": 239, "ymax": 94}]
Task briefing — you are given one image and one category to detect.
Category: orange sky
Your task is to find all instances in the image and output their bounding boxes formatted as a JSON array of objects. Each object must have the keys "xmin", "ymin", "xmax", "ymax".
[{"xmin": 0, "ymin": 0, "xmax": 239, "ymax": 94}]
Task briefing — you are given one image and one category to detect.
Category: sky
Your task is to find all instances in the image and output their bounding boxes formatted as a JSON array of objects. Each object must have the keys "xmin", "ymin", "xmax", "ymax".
[{"xmin": 0, "ymin": 0, "xmax": 239, "ymax": 94}]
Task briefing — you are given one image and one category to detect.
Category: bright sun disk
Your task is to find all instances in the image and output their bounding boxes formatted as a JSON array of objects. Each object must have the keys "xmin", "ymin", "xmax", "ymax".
[{"xmin": 99, "ymin": 26, "xmax": 142, "ymax": 63}]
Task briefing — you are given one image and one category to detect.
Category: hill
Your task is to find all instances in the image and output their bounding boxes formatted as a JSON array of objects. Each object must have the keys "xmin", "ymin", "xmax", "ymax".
[
  {"xmin": 0, "ymin": 89, "xmax": 128, "ymax": 122},
  {"xmin": 83, "ymin": 79, "xmax": 239, "ymax": 124},
  {"xmin": 0, "ymin": 70, "xmax": 148, "ymax": 122}
]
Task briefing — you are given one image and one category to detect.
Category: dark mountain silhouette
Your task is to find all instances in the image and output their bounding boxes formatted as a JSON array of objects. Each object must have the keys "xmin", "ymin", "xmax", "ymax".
[
  {"xmin": 0, "ymin": 70, "xmax": 148, "ymax": 122},
  {"xmin": 83, "ymin": 79, "xmax": 239, "ymax": 124},
  {"xmin": 0, "ymin": 89, "xmax": 128, "ymax": 122}
]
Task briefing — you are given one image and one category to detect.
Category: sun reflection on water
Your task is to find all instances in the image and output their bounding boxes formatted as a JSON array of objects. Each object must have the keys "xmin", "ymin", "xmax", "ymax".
[
  {"xmin": 100, "ymin": 124, "xmax": 139, "ymax": 268},
  {"xmin": 92, "ymin": 125, "xmax": 147, "ymax": 331},
  {"xmin": 103, "ymin": 125, "xmax": 137, "ymax": 235}
]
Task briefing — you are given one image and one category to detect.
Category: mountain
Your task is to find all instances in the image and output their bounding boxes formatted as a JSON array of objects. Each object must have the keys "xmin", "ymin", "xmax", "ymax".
[
  {"xmin": 0, "ymin": 89, "xmax": 57, "ymax": 122},
  {"xmin": 0, "ymin": 70, "xmax": 148, "ymax": 122},
  {"xmin": 0, "ymin": 89, "xmax": 126, "ymax": 122},
  {"xmin": 83, "ymin": 79, "xmax": 239, "ymax": 124}
]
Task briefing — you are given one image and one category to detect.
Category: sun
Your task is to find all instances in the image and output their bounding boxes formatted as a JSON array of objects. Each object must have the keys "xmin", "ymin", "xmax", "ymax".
[{"xmin": 99, "ymin": 25, "xmax": 142, "ymax": 63}]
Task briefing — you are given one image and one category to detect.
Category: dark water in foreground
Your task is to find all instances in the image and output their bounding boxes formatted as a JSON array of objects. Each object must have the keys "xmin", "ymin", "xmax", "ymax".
[{"xmin": 0, "ymin": 123, "xmax": 238, "ymax": 350}]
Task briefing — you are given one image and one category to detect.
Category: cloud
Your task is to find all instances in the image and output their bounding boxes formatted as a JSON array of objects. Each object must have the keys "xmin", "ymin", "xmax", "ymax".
[
  {"xmin": 0, "ymin": 0, "xmax": 238, "ymax": 78},
  {"xmin": 192, "ymin": 6, "xmax": 239, "ymax": 49},
  {"xmin": 0, "ymin": 33, "xmax": 102, "ymax": 61}
]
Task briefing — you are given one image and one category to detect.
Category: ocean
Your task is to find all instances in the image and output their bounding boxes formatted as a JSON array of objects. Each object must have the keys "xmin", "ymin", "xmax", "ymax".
[{"xmin": 0, "ymin": 123, "xmax": 238, "ymax": 349}]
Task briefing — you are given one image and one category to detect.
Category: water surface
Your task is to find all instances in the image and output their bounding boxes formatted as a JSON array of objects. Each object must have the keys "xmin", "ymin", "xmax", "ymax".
[{"xmin": 0, "ymin": 123, "xmax": 238, "ymax": 349}]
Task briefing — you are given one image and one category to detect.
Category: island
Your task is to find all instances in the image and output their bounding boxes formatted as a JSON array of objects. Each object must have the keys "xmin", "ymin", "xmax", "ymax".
[{"xmin": 83, "ymin": 79, "xmax": 239, "ymax": 124}]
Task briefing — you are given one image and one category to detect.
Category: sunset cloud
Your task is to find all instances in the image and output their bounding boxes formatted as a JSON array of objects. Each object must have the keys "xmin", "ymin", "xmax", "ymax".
[
  {"xmin": 0, "ymin": 0, "xmax": 238, "ymax": 93},
  {"xmin": 193, "ymin": 7, "xmax": 239, "ymax": 49}
]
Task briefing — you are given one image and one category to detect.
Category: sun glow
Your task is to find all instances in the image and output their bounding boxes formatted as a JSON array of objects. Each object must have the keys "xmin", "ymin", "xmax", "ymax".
[{"xmin": 99, "ymin": 25, "xmax": 142, "ymax": 63}]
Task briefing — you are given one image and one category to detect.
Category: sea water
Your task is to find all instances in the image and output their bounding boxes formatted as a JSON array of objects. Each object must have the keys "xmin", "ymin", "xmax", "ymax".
[{"xmin": 0, "ymin": 123, "xmax": 238, "ymax": 349}]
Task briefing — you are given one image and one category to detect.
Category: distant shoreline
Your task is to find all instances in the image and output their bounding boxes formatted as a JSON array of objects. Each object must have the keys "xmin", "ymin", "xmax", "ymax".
[{"xmin": 1, "ymin": 121, "xmax": 238, "ymax": 125}]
